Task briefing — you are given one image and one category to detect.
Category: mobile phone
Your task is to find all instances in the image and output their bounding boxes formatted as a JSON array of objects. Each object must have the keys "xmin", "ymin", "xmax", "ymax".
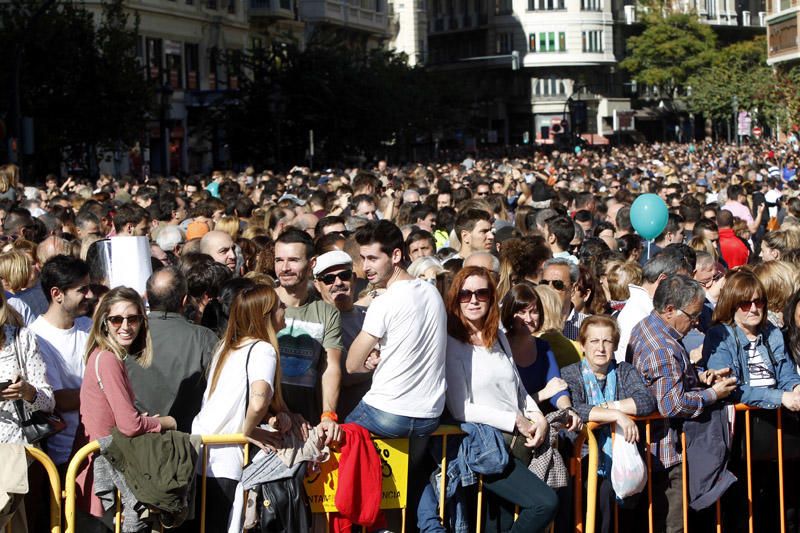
[{"xmin": 0, "ymin": 380, "xmax": 12, "ymax": 391}]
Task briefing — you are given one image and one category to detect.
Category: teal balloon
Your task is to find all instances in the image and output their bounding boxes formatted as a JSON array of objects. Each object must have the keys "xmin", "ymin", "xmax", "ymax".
[{"xmin": 630, "ymin": 194, "xmax": 668, "ymax": 241}]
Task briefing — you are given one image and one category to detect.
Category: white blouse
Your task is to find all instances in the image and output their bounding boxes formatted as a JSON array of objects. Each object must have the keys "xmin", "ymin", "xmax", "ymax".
[
  {"xmin": 0, "ymin": 326, "xmax": 55, "ymax": 444},
  {"xmin": 445, "ymin": 331, "xmax": 541, "ymax": 433}
]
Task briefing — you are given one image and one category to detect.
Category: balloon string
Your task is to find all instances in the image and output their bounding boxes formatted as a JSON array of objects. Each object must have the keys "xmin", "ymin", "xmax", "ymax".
[{"xmin": 647, "ymin": 240, "xmax": 651, "ymax": 261}]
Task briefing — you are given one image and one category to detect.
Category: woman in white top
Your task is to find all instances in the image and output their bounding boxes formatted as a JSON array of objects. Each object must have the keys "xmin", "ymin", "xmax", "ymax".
[
  {"xmin": 445, "ymin": 266, "xmax": 558, "ymax": 533},
  {"xmin": 192, "ymin": 284, "xmax": 287, "ymax": 532}
]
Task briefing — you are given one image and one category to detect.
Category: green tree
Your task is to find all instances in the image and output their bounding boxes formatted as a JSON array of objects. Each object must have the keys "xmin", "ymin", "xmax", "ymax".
[
  {"xmin": 687, "ymin": 37, "xmax": 776, "ymax": 124},
  {"xmin": 0, "ymin": 0, "xmax": 154, "ymax": 178},
  {"xmin": 218, "ymin": 37, "xmax": 469, "ymax": 167},
  {"xmin": 620, "ymin": 13, "xmax": 717, "ymax": 98}
]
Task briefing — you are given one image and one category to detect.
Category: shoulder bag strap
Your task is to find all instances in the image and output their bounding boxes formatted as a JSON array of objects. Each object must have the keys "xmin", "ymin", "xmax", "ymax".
[
  {"xmin": 243, "ymin": 341, "xmax": 259, "ymax": 414},
  {"xmin": 12, "ymin": 327, "xmax": 27, "ymax": 382},
  {"xmin": 94, "ymin": 351, "xmax": 106, "ymax": 391}
]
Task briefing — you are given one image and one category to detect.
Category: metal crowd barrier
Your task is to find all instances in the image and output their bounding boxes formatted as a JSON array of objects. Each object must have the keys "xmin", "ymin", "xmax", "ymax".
[
  {"xmin": 581, "ymin": 404, "xmax": 791, "ymax": 533},
  {"xmin": 61, "ymin": 426, "xmax": 597, "ymax": 533},
  {"xmin": 2, "ymin": 446, "xmax": 62, "ymax": 533}
]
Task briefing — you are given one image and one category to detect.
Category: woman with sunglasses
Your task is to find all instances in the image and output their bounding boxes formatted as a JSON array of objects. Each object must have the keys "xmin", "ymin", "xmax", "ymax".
[
  {"xmin": 445, "ymin": 266, "xmax": 558, "ymax": 532},
  {"xmin": 704, "ymin": 270, "xmax": 800, "ymax": 531},
  {"xmin": 703, "ymin": 269, "xmax": 800, "ymax": 409},
  {"xmin": 76, "ymin": 287, "xmax": 177, "ymax": 528}
]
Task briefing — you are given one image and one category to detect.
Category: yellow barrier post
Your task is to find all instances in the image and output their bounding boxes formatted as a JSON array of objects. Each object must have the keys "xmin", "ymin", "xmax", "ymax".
[{"xmin": 25, "ymin": 446, "xmax": 62, "ymax": 533}]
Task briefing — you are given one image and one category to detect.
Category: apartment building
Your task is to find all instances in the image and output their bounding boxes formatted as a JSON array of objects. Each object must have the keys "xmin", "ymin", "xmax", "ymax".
[
  {"xmin": 426, "ymin": 0, "xmax": 766, "ymax": 145},
  {"xmin": 766, "ymin": 0, "xmax": 800, "ymax": 65}
]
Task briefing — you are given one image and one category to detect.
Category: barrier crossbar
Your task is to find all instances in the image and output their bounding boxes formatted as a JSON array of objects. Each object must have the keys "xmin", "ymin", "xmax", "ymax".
[
  {"xmin": 581, "ymin": 404, "xmax": 790, "ymax": 533},
  {"xmin": 62, "ymin": 426, "xmax": 598, "ymax": 533}
]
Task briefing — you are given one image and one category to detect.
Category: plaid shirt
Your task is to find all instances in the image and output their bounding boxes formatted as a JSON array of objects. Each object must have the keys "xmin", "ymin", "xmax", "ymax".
[{"xmin": 631, "ymin": 311, "xmax": 717, "ymax": 470}]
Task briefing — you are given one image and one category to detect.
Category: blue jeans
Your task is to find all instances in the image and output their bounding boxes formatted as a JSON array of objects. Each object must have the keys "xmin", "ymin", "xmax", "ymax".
[
  {"xmin": 345, "ymin": 400, "xmax": 440, "ymax": 438},
  {"xmin": 347, "ymin": 400, "xmax": 440, "ymax": 532}
]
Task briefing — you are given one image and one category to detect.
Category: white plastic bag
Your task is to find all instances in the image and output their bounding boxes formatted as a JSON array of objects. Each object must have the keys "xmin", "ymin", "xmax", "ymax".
[{"xmin": 610, "ymin": 423, "xmax": 647, "ymax": 498}]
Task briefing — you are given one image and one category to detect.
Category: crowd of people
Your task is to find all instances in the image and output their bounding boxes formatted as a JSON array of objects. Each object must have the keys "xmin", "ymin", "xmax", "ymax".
[{"xmin": 2, "ymin": 138, "xmax": 800, "ymax": 533}]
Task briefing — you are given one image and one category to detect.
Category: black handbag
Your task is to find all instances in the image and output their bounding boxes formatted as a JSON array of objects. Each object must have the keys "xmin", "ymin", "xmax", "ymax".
[
  {"xmin": 13, "ymin": 400, "xmax": 66, "ymax": 444},
  {"xmin": 12, "ymin": 328, "xmax": 65, "ymax": 444},
  {"xmin": 731, "ymin": 330, "xmax": 800, "ymax": 461},
  {"xmin": 256, "ymin": 462, "xmax": 311, "ymax": 533}
]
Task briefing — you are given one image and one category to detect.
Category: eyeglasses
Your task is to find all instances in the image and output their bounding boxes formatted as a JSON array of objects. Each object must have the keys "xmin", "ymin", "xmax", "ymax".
[
  {"xmin": 738, "ymin": 298, "xmax": 766, "ymax": 312},
  {"xmin": 107, "ymin": 314, "xmax": 144, "ymax": 328},
  {"xmin": 677, "ymin": 308, "xmax": 701, "ymax": 323},
  {"xmin": 317, "ymin": 270, "xmax": 353, "ymax": 285},
  {"xmin": 539, "ymin": 279, "xmax": 567, "ymax": 291},
  {"xmin": 458, "ymin": 288, "xmax": 491, "ymax": 303}
]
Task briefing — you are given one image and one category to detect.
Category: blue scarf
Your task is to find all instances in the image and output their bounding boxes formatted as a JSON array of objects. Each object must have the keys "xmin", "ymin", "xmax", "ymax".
[{"xmin": 581, "ymin": 358, "xmax": 617, "ymax": 478}]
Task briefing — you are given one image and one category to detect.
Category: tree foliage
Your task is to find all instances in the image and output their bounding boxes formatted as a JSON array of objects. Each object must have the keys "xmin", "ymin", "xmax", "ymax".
[
  {"xmin": 620, "ymin": 14, "xmax": 717, "ymax": 98},
  {"xmin": 218, "ymin": 37, "xmax": 470, "ymax": 167},
  {"xmin": 687, "ymin": 37, "xmax": 776, "ymax": 123},
  {"xmin": 0, "ymin": 0, "xmax": 154, "ymax": 176}
]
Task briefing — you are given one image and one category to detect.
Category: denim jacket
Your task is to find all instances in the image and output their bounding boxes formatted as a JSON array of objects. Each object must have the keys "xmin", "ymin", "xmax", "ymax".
[
  {"xmin": 704, "ymin": 323, "xmax": 800, "ymax": 408},
  {"xmin": 419, "ymin": 422, "xmax": 508, "ymax": 533}
]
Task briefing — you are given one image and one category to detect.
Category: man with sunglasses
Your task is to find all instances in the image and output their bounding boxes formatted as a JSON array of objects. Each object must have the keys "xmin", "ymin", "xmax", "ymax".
[
  {"xmin": 541, "ymin": 258, "xmax": 587, "ymax": 341},
  {"xmin": 30, "ymin": 255, "xmax": 93, "ymax": 472},
  {"xmin": 312, "ymin": 250, "xmax": 370, "ymax": 420}
]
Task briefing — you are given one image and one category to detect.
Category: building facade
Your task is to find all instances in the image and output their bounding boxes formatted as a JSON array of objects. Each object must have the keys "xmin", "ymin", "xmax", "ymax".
[
  {"xmin": 766, "ymin": 0, "xmax": 799, "ymax": 65},
  {"xmin": 426, "ymin": 0, "xmax": 766, "ymax": 146}
]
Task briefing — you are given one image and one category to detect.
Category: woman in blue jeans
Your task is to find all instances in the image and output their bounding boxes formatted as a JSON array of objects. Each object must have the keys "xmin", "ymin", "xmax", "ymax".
[{"xmin": 443, "ymin": 266, "xmax": 559, "ymax": 532}]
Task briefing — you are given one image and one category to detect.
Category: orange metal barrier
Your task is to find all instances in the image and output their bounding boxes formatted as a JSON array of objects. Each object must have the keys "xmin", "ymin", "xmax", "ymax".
[
  {"xmin": 2, "ymin": 446, "xmax": 61, "ymax": 533},
  {"xmin": 582, "ymin": 404, "xmax": 791, "ymax": 533}
]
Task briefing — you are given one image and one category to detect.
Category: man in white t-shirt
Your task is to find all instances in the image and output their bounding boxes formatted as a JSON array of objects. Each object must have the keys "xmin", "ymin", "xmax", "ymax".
[
  {"xmin": 30, "ymin": 255, "xmax": 93, "ymax": 470},
  {"xmin": 346, "ymin": 220, "xmax": 447, "ymax": 437}
]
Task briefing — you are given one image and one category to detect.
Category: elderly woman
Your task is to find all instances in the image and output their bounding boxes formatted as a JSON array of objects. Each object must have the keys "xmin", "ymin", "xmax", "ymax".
[{"xmin": 562, "ymin": 315, "xmax": 655, "ymax": 533}]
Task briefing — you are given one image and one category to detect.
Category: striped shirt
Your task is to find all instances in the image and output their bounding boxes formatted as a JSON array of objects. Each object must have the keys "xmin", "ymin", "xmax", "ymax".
[{"xmin": 631, "ymin": 311, "xmax": 717, "ymax": 470}]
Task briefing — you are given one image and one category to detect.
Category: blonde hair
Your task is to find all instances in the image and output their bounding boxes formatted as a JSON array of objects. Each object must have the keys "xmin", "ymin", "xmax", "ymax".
[
  {"xmin": 84, "ymin": 287, "xmax": 152, "ymax": 367},
  {"xmin": 0, "ymin": 250, "xmax": 32, "ymax": 293},
  {"xmin": 215, "ymin": 216, "xmax": 240, "ymax": 240},
  {"xmin": 689, "ymin": 235, "xmax": 719, "ymax": 262},
  {"xmin": 0, "ymin": 165, "xmax": 19, "ymax": 194},
  {"xmin": 752, "ymin": 260, "xmax": 797, "ymax": 314},
  {"xmin": 533, "ymin": 284, "xmax": 565, "ymax": 333},
  {"xmin": 607, "ymin": 260, "xmax": 643, "ymax": 301}
]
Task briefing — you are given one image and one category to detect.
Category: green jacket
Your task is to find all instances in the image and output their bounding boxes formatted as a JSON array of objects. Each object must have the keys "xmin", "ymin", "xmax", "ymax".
[{"xmin": 105, "ymin": 428, "xmax": 197, "ymax": 513}]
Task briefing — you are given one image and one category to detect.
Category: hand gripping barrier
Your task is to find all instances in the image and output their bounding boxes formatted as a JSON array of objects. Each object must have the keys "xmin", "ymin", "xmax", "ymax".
[{"xmin": 581, "ymin": 404, "xmax": 793, "ymax": 533}]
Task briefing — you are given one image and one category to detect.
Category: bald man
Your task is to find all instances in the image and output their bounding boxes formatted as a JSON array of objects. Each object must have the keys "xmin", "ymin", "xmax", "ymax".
[
  {"xmin": 37, "ymin": 236, "xmax": 72, "ymax": 264},
  {"xmin": 200, "ymin": 230, "xmax": 236, "ymax": 271},
  {"xmin": 463, "ymin": 251, "xmax": 500, "ymax": 280}
]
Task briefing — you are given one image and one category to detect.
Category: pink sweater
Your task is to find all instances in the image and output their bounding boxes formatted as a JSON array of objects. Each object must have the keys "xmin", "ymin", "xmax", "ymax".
[{"xmin": 76, "ymin": 348, "xmax": 161, "ymax": 517}]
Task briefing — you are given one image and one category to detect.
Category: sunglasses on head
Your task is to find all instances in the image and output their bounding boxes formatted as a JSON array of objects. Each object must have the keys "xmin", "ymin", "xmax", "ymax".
[
  {"xmin": 317, "ymin": 270, "xmax": 353, "ymax": 285},
  {"xmin": 458, "ymin": 288, "xmax": 491, "ymax": 303},
  {"xmin": 738, "ymin": 298, "xmax": 766, "ymax": 312},
  {"xmin": 539, "ymin": 279, "xmax": 567, "ymax": 291},
  {"xmin": 106, "ymin": 314, "xmax": 144, "ymax": 328}
]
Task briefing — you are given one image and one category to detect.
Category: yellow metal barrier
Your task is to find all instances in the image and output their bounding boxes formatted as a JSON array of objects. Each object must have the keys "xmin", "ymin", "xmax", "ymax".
[
  {"xmin": 62, "ymin": 425, "xmax": 599, "ymax": 533},
  {"xmin": 582, "ymin": 404, "xmax": 791, "ymax": 533},
  {"xmin": 3, "ymin": 446, "xmax": 61, "ymax": 533}
]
